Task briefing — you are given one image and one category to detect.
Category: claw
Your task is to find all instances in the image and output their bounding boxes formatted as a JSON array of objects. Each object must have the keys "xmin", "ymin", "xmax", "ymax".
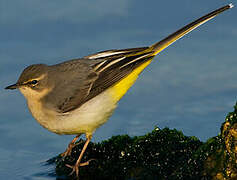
[
  {"xmin": 65, "ymin": 164, "xmax": 77, "ymax": 176},
  {"xmin": 66, "ymin": 159, "xmax": 95, "ymax": 178}
]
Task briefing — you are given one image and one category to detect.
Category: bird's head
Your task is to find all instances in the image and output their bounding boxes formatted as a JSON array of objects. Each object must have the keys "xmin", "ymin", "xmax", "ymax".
[{"xmin": 5, "ymin": 64, "xmax": 52, "ymax": 100}]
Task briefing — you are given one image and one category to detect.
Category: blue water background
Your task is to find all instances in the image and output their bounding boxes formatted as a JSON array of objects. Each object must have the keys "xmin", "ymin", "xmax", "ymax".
[{"xmin": 0, "ymin": 1, "xmax": 236, "ymax": 179}]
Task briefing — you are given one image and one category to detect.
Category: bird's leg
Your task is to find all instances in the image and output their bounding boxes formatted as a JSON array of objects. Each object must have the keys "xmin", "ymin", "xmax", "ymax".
[
  {"xmin": 61, "ymin": 134, "xmax": 81, "ymax": 157},
  {"xmin": 66, "ymin": 134, "xmax": 93, "ymax": 178}
]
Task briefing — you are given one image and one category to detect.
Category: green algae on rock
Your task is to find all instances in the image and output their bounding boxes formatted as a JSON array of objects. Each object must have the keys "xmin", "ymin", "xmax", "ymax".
[
  {"xmin": 53, "ymin": 128, "xmax": 202, "ymax": 179},
  {"xmin": 50, "ymin": 102, "xmax": 237, "ymax": 179}
]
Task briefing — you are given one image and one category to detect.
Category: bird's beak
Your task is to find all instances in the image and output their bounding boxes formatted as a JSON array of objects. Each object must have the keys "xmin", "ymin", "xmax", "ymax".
[{"xmin": 5, "ymin": 83, "xmax": 19, "ymax": 90}]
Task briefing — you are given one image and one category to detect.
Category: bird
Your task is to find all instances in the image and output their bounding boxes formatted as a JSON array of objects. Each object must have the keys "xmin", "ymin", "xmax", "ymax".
[{"xmin": 5, "ymin": 4, "xmax": 233, "ymax": 179}]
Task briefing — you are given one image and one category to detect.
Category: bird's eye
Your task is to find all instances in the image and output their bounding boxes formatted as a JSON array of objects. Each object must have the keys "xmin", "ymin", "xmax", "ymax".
[{"xmin": 30, "ymin": 80, "xmax": 38, "ymax": 85}]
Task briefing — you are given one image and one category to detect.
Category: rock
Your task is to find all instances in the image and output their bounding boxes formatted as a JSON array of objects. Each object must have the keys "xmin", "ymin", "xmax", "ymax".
[{"xmin": 48, "ymin": 102, "xmax": 237, "ymax": 180}]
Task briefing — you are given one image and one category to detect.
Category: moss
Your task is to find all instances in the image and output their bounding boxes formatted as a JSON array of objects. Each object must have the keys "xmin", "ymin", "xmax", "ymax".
[
  {"xmin": 52, "ymin": 127, "xmax": 202, "ymax": 179},
  {"xmin": 48, "ymin": 102, "xmax": 237, "ymax": 180}
]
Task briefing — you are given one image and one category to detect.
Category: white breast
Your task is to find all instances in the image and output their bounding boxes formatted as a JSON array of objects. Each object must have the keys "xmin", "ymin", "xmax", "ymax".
[{"xmin": 26, "ymin": 88, "xmax": 117, "ymax": 135}]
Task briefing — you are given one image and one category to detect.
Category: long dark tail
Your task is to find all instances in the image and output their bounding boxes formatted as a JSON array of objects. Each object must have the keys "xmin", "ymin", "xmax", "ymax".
[{"xmin": 150, "ymin": 3, "xmax": 234, "ymax": 55}]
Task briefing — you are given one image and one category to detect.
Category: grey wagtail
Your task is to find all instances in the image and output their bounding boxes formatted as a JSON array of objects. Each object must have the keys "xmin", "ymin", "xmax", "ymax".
[{"xmin": 5, "ymin": 4, "xmax": 233, "ymax": 179}]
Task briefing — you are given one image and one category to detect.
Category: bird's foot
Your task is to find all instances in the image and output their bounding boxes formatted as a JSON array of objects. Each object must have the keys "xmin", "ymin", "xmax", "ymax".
[
  {"xmin": 61, "ymin": 139, "xmax": 83, "ymax": 157},
  {"xmin": 66, "ymin": 159, "xmax": 95, "ymax": 178}
]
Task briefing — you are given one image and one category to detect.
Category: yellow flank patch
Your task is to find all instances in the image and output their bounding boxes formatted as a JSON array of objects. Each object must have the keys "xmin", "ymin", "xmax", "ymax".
[{"xmin": 108, "ymin": 59, "xmax": 153, "ymax": 102}]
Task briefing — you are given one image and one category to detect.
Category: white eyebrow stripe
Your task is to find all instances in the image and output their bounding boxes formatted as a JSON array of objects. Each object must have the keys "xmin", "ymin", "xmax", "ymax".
[{"xmin": 98, "ymin": 57, "xmax": 126, "ymax": 72}]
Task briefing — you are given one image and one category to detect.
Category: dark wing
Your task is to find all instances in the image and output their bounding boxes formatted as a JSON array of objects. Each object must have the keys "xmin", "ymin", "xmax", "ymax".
[
  {"xmin": 83, "ymin": 47, "xmax": 155, "ymax": 103},
  {"xmin": 43, "ymin": 59, "xmax": 98, "ymax": 113},
  {"xmin": 44, "ymin": 47, "xmax": 155, "ymax": 113}
]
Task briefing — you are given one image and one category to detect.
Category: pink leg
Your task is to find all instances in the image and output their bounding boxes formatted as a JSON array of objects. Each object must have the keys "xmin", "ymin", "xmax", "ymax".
[
  {"xmin": 61, "ymin": 134, "xmax": 81, "ymax": 157},
  {"xmin": 66, "ymin": 134, "xmax": 93, "ymax": 179}
]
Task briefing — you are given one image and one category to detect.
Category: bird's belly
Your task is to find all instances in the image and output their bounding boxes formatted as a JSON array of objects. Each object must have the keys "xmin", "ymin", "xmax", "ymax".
[{"xmin": 46, "ymin": 89, "xmax": 117, "ymax": 135}]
